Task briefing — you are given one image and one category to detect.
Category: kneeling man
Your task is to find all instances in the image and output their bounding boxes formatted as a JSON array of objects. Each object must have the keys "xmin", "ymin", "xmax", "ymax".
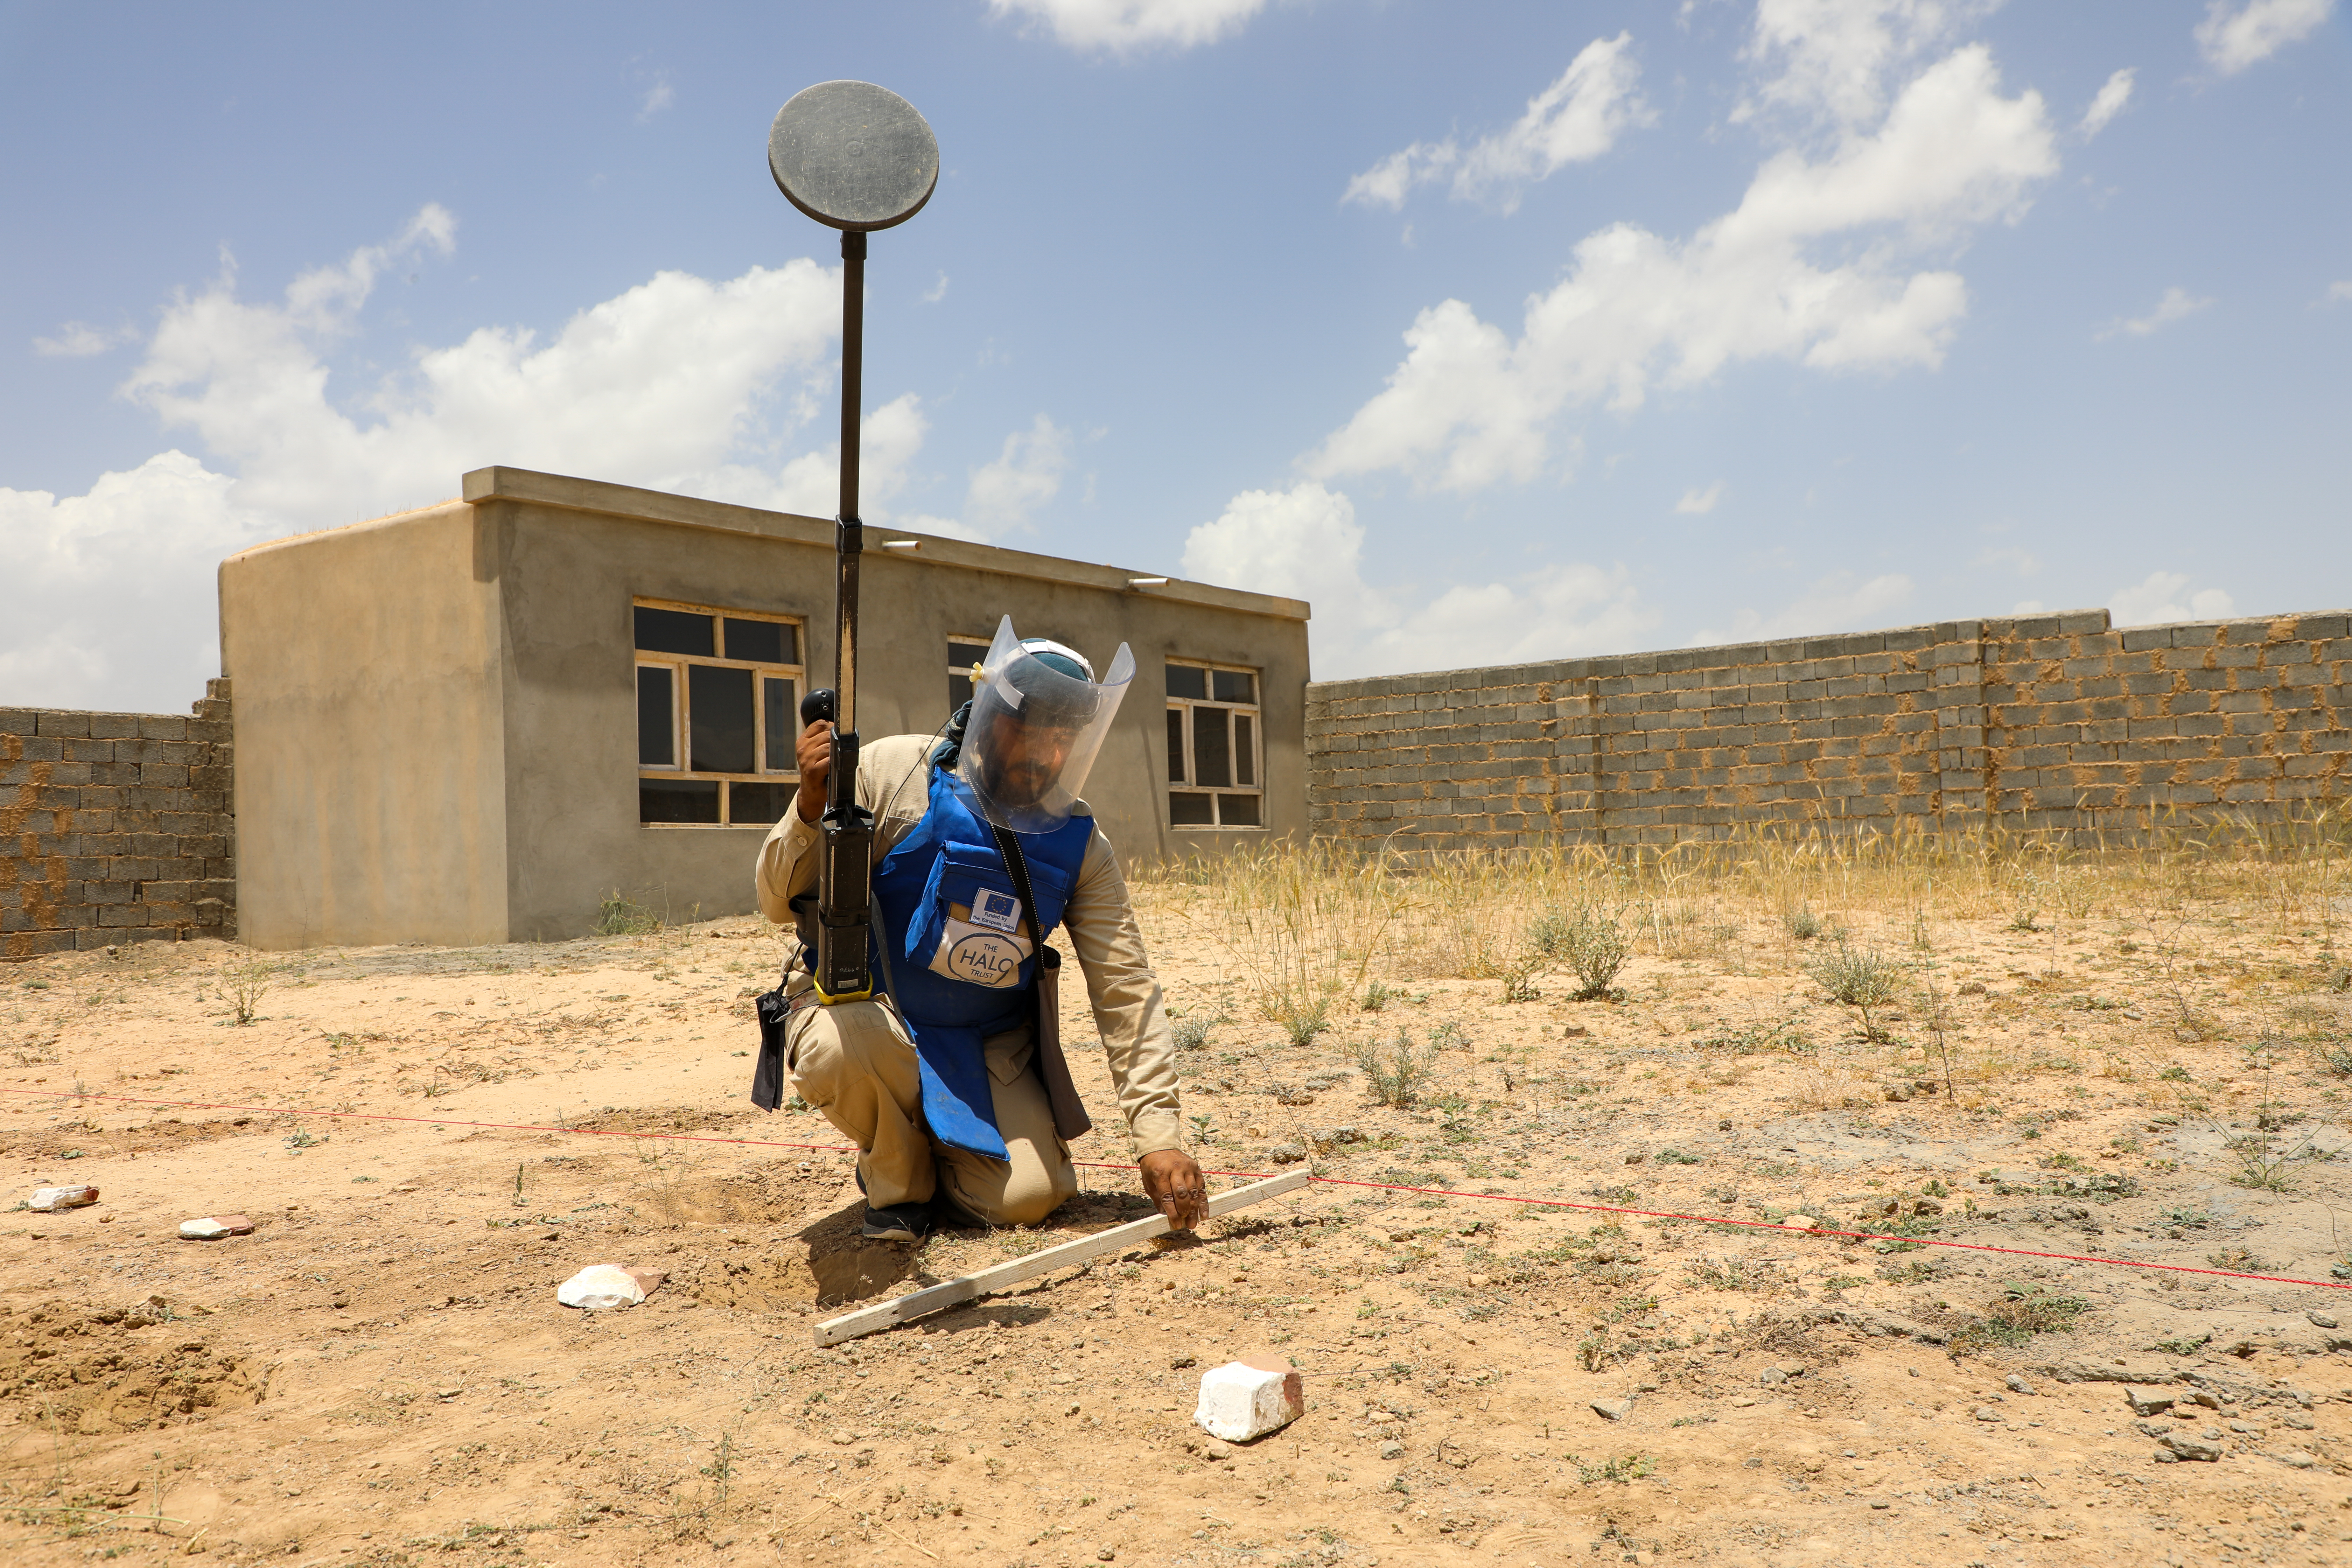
[{"xmin": 754, "ymin": 617, "xmax": 1205, "ymax": 1240}]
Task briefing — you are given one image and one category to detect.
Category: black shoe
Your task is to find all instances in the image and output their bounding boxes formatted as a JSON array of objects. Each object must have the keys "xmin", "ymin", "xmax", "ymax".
[{"xmin": 862, "ymin": 1202, "xmax": 933, "ymax": 1242}]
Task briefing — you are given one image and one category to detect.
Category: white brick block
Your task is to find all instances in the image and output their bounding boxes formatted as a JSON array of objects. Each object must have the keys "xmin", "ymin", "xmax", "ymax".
[{"xmin": 1194, "ymin": 1356, "xmax": 1304, "ymax": 1442}]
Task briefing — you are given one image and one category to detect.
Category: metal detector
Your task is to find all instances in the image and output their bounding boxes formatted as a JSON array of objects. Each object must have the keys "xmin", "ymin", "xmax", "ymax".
[{"xmin": 768, "ymin": 80, "xmax": 939, "ymax": 1004}]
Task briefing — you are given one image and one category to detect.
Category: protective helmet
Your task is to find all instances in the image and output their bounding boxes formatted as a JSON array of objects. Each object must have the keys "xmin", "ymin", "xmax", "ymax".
[{"xmin": 954, "ymin": 615, "xmax": 1134, "ymax": 833}]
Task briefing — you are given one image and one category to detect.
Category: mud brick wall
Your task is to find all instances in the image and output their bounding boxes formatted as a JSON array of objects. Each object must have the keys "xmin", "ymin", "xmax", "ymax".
[
  {"xmin": 0, "ymin": 679, "xmax": 235, "ymax": 958},
  {"xmin": 1305, "ymin": 610, "xmax": 2351, "ymax": 852}
]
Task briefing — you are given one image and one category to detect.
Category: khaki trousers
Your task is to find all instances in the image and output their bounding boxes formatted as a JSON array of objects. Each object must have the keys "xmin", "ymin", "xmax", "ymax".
[{"xmin": 784, "ymin": 996, "xmax": 1077, "ymax": 1227}]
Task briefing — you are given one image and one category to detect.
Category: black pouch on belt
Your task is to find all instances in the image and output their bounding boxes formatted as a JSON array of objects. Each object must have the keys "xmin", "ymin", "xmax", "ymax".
[
  {"xmin": 987, "ymin": 823, "xmax": 1094, "ymax": 1141},
  {"xmin": 750, "ymin": 895, "xmax": 823, "ymax": 1111}
]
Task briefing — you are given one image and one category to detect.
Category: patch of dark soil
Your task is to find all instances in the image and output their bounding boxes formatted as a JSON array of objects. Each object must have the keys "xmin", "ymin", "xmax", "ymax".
[
  {"xmin": 13, "ymin": 1115, "xmax": 254, "ymax": 1160},
  {"xmin": 0, "ymin": 1298, "xmax": 266, "ymax": 1434}
]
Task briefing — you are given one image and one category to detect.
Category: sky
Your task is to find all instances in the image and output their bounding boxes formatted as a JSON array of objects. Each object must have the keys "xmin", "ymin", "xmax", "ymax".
[{"xmin": 2, "ymin": 0, "xmax": 2347, "ymax": 713}]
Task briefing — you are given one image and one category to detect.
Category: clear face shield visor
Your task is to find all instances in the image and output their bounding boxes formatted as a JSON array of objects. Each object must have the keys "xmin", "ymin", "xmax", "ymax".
[{"xmin": 954, "ymin": 615, "xmax": 1135, "ymax": 834}]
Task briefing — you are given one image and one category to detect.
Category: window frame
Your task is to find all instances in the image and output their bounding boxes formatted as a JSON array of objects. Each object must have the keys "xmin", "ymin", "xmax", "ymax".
[
  {"xmin": 633, "ymin": 596, "xmax": 806, "ymax": 828},
  {"xmin": 1165, "ymin": 657, "xmax": 1265, "ymax": 831},
  {"xmin": 945, "ymin": 635, "xmax": 992, "ymax": 721}
]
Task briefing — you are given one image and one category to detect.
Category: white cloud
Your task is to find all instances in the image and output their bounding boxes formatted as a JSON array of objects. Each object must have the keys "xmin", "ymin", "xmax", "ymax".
[
  {"xmin": 2010, "ymin": 598, "xmax": 2046, "ymax": 614},
  {"xmin": 2110, "ymin": 570, "xmax": 2235, "ymax": 626},
  {"xmin": 32, "ymin": 320, "xmax": 136, "ymax": 357},
  {"xmin": 2079, "ymin": 67, "xmax": 2134, "ymax": 137},
  {"xmin": 2098, "ymin": 286, "xmax": 2213, "ymax": 340},
  {"xmin": 2325, "ymin": 280, "xmax": 2352, "ymax": 304},
  {"xmin": 1179, "ymin": 482, "xmax": 1656, "ymax": 678},
  {"xmin": 1676, "ymin": 481, "xmax": 1727, "ymax": 514},
  {"xmin": 689, "ymin": 391, "xmax": 935, "ymax": 522},
  {"xmin": 1976, "ymin": 544, "xmax": 2040, "ymax": 576},
  {"xmin": 963, "ymin": 415, "xmax": 1074, "ymax": 537},
  {"xmin": 1342, "ymin": 142, "xmax": 1456, "ymax": 212},
  {"xmin": 1184, "ymin": 483, "xmax": 1385, "ymax": 651},
  {"xmin": 1367, "ymin": 561, "xmax": 1657, "ymax": 676},
  {"xmin": 1737, "ymin": 0, "xmax": 1991, "ymax": 128},
  {"xmin": 637, "ymin": 73, "xmax": 674, "ymax": 122},
  {"xmin": 923, "ymin": 272, "xmax": 950, "ymax": 304},
  {"xmin": 0, "ymin": 450, "xmax": 264, "ymax": 711},
  {"xmin": 1690, "ymin": 569, "xmax": 1916, "ymax": 645},
  {"xmin": 0, "ymin": 204, "xmax": 1059, "ymax": 709},
  {"xmin": 1312, "ymin": 43, "xmax": 2055, "ymax": 492},
  {"xmin": 1342, "ymin": 34, "xmax": 1650, "ymax": 213},
  {"xmin": 987, "ymin": 0, "xmax": 1267, "ymax": 54},
  {"xmin": 121, "ymin": 205, "xmax": 842, "ymax": 525},
  {"xmin": 2195, "ymin": 0, "xmax": 2337, "ymax": 74}
]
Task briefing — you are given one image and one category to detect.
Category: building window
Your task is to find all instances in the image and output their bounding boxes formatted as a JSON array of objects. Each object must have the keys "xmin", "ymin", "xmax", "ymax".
[
  {"xmin": 634, "ymin": 599, "xmax": 804, "ymax": 827},
  {"xmin": 1166, "ymin": 659, "xmax": 1262, "ymax": 828},
  {"xmin": 946, "ymin": 636, "xmax": 991, "ymax": 719}
]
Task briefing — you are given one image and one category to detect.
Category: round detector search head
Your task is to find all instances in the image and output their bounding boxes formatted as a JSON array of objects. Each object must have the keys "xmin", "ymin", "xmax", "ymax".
[{"xmin": 767, "ymin": 80, "xmax": 939, "ymax": 232}]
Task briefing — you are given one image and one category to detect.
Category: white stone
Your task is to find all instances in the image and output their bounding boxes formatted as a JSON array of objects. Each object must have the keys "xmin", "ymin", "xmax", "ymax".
[
  {"xmin": 29, "ymin": 1185, "xmax": 98, "ymax": 1212},
  {"xmin": 1194, "ymin": 1358, "xmax": 1304, "ymax": 1442},
  {"xmin": 176, "ymin": 1213, "xmax": 253, "ymax": 1240},
  {"xmin": 558, "ymin": 1264, "xmax": 648, "ymax": 1311}
]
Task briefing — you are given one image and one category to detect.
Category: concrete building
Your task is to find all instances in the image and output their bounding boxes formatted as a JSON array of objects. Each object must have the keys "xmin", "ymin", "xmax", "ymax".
[{"xmin": 220, "ymin": 467, "xmax": 1310, "ymax": 950}]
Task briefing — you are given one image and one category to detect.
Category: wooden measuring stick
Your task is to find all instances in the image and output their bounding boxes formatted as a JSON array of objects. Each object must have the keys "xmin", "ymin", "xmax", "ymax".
[{"xmin": 814, "ymin": 1170, "xmax": 1309, "ymax": 1346}]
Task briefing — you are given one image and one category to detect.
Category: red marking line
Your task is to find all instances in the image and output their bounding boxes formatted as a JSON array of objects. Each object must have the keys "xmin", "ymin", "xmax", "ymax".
[{"xmin": 8, "ymin": 1086, "xmax": 2346, "ymax": 1293}]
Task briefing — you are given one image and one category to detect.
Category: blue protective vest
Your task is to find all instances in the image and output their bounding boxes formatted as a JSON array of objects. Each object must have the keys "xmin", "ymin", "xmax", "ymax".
[{"xmin": 870, "ymin": 768, "xmax": 1093, "ymax": 1160}]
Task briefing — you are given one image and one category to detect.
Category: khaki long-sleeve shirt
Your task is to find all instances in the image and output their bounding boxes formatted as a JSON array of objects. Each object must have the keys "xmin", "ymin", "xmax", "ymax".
[{"xmin": 754, "ymin": 735, "xmax": 1184, "ymax": 1157}]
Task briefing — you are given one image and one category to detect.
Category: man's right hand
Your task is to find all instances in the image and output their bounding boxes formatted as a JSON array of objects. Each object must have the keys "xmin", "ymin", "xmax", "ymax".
[{"xmin": 794, "ymin": 720, "xmax": 833, "ymax": 822}]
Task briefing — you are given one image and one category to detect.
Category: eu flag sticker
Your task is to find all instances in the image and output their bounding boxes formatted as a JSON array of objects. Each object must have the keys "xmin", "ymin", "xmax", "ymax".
[{"xmin": 970, "ymin": 889, "xmax": 1022, "ymax": 933}]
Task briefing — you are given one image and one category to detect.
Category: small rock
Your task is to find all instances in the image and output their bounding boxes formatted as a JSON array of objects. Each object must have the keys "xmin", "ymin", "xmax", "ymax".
[
  {"xmin": 1784, "ymin": 1214, "xmax": 1823, "ymax": 1232},
  {"xmin": 433, "ymin": 1386, "xmax": 462, "ymax": 1401},
  {"xmin": 1379, "ymin": 1441, "xmax": 1404, "ymax": 1460},
  {"xmin": 2160, "ymin": 1433, "xmax": 2221, "ymax": 1462},
  {"xmin": 1974, "ymin": 1407, "xmax": 2004, "ymax": 1423},
  {"xmin": 830, "ymin": 1428, "xmax": 855, "ymax": 1446},
  {"xmin": 1203, "ymin": 1440, "xmax": 1233, "ymax": 1461},
  {"xmin": 1623, "ymin": 1151, "xmax": 1645, "ymax": 1166},
  {"xmin": 1268, "ymin": 1144, "xmax": 1307, "ymax": 1166},
  {"xmin": 2132, "ymin": 1421, "xmax": 2170, "ymax": 1439},
  {"xmin": 558, "ymin": 1264, "xmax": 650, "ymax": 1311},
  {"xmin": 1465, "ymin": 1274, "xmax": 1490, "ymax": 1289},
  {"xmin": 1171, "ymin": 1354, "xmax": 1197, "ymax": 1368},
  {"xmin": 2274, "ymin": 1450, "xmax": 2318, "ymax": 1470},
  {"xmin": 2153, "ymin": 1449, "xmax": 2178, "ymax": 1464},
  {"xmin": 2005, "ymin": 1375, "xmax": 2036, "ymax": 1396},
  {"xmin": 1326, "ymin": 1126, "xmax": 1363, "ymax": 1145},
  {"xmin": 177, "ymin": 1214, "xmax": 253, "ymax": 1241},
  {"xmin": 1195, "ymin": 1356, "xmax": 1304, "ymax": 1442},
  {"xmin": 1591, "ymin": 1398, "xmax": 1632, "ymax": 1422},
  {"xmin": 1562, "ymin": 1026, "xmax": 1589, "ymax": 1038},
  {"xmin": 2123, "ymin": 1387, "xmax": 2175, "ymax": 1416},
  {"xmin": 1758, "ymin": 1368, "xmax": 1788, "ymax": 1387},
  {"xmin": 2309, "ymin": 1313, "xmax": 2340, "ymax": 1330},
  {"xmin": 1958, "ymin": 981, "xmax": 1987, "ymax": 996},
  {"xmin": 1097, "ymin": 1548, "xmax": 1116, "ymax": 1563},
  {"xmin": 29, "ymin": 1185, "xmax": 98, "ymax": 1212},
  {"xmin": 1912, "ymin": 1198, "xmax": 1944, "ymax": 1217},
  {"xmin": 2185, "ymin": 1390, "xmax": 2221, "ymax": 1410}
]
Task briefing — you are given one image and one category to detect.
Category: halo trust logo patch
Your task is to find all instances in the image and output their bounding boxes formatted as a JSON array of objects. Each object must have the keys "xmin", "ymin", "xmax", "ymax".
[{"xmin": 944, "ymin": 930, "xmax": 1023, "ymax": 987}]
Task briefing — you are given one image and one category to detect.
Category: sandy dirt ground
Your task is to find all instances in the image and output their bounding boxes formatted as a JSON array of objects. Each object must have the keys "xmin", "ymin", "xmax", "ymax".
[{"xmin": 5, "ymin": 880, "xmax": 2352, "ymax": 1568}]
